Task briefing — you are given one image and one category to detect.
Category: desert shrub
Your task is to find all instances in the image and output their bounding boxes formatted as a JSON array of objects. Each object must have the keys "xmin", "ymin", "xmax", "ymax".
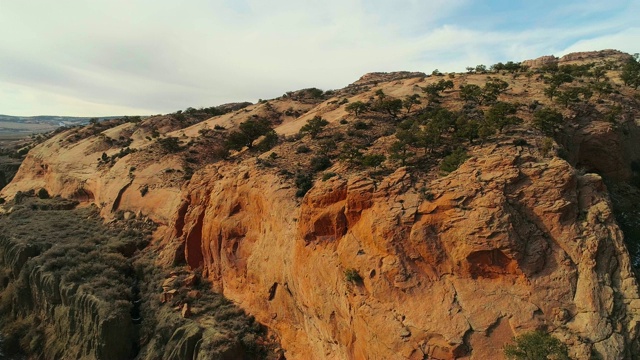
[
  {"xmin": 310, "ymin": 155, "xmax": 332, "ymax": 172},
  {"xmin": 255, "ymin": 130, "xmax": 279, "ymax": 152},
  {"xmin": 14, "ymin": 191, "xmax": 26, "ymax": 204},
  {"xmin": 420, "ymin": 187, "xmax": 435, "ymax": 201},
  {"xmin": 503, "ymin": 331, "xmax": 569, "ymax": 360},
  {"xmin": 513, "ymin": 139, "xmax": 528, "ymax": 147},
  {"xmin": 226, "ymin": 118, "xmax": 272, "ymax": 151},
  {"xmin": 361, "ymin": 154, "xmax": 385, "ymax": 168},
  {"xmin": 295, "ymin": 145, "xmax": 311, "ymax": 154},
  {"xmin": 158, "ymin": 137, "xmax": 181, "ymax": 153},
  {"xmin": 540, "ymin": 137, "xmax": 554, "ymax": 158},
  {"xmin": 485, "ymin": 101, "xmax": 521, "ymax": 132},
  {"xmin": 533, "ymin": 108, "xmax": 564, "ymax": 136},
  {"xmin": 353, "ymin": 121, "xmax": 370, "ymax": 130},
  {"xmin": 344, "ymin": 268, "xmax": 362, "ymax": 283},
  {"xmin": 299, "ymin": 116, "xmax": 329, "ymax": 139},
  {"xmin": 37, "ymin": 188, "xmax": 50, "ymax": 199},
  {"xmin": 440, "ymin": 148, "xmax": 469, "ymax": 173},
  {"xmin": 295, "ymin": 173, "xmax": 314, "ymax": 197},
  {"xmin": 322, "ymin": 172, "xmax": 337, "ymax": 181}
]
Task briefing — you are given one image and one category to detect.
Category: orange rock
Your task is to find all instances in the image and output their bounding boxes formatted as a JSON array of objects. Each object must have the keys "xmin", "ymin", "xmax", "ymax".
[
  {"xmin": 169, "ymin": 144, "xmax": 640, "ymax": 359},
  {"xmin": 187, "ymin": 290, "xmax": 202, "ymax": 299}
]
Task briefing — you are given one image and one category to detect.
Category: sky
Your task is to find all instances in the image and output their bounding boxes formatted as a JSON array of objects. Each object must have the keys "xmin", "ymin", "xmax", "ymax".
[{"xmin": 0, "ymin": 0, "xmax": 638, "ymax": 117}]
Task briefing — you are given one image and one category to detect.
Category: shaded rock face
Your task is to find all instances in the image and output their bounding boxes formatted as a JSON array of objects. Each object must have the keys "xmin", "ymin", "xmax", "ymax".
[
  {"xmin": 173, "ymin": 147, "xmax": 640, "ymax": 359},
  {"xmin": 0, "ymin": 162, "xmax": 21, "ymax": 190},
  {"xmin": 565, "ymin": 119, "xmax": 640, "ymax": 183}
]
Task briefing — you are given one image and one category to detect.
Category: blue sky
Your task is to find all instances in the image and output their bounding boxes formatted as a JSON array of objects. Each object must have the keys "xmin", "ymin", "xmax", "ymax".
[{"xmin": 0, "ymin": 0, "xmax": 638, "ymax": 116}]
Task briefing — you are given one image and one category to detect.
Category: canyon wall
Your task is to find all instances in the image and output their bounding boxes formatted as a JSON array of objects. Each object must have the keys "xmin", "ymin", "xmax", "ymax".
[
  {"xmin": 171, "ymin": 143, "xmax": 640, "ymax": 359},
  {"xmin": 2, "ymin": 50, "xmax": 640, "ymax": 359}
]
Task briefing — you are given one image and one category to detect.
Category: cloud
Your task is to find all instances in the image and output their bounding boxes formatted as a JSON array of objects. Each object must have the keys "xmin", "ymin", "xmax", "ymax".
[
  {"xmin": 0, "ymin": 0, "xmax": 637, "ymax": 116},
  {"xmin": 559, "ymin": 27, "xmax": 640, "ymax": 56}
]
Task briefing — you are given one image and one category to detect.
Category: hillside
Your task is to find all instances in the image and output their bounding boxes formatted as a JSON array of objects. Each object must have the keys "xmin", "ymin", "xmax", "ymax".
[
  {"xmin": 0, "ymin": 114, "xmax": 125, "ymax": 134},
  {"xmin": 1, "ymin": 49, "xmax": 640, "ymax": 359}
]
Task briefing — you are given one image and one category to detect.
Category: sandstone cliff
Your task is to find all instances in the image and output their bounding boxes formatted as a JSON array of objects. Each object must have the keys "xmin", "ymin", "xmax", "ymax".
[
  {"xmin": 170, "ymin": 141, "xmax": 640, "ymax": 359},
  {"xmin": 2, "ymin": 49, "xmax": 640, "ymax": 359}
]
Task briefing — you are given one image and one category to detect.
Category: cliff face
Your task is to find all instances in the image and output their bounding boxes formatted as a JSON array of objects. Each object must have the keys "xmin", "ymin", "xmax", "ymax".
[
  {"xmin": 2, "ymin": 49, "xmax": 640, "ymax": 359},
  {"xmin": 0, "ymin": 199, "xmax": 274, "ymax": 360},
  {"xmin": 171, "ymin": 143, "xmax": 640, "ymax": 359},
  {"xmin": 1, "ymin": 127, "xmax": 183, "ymax": 225}
]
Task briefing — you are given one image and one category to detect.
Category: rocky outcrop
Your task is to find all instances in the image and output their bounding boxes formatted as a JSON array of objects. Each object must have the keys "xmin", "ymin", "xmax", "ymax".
[
  {"xmin": 0, "ymin": 130, "xmax": 183, "ymax": 225},
  {"xmin": 559, "ymin": 50, "xmax": 632, "ymax": 63},
  {"xmin": 349, "ymin": 71, "xmax": 427, "ymax": 87},
  {"xmin": 522, "ymin": 50, "xmax": 632, "ymax": 69},
  {"xmin": 172, "ymin": 145, "xmax": 640, "ymax": 359},
  {"xmin": 521, "ymin": 55, "xmax": 558, "ymax": 69}
]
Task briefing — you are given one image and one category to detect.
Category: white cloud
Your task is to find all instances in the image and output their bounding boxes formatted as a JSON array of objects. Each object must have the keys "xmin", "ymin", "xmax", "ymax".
[
  {"xmin": 0, "ymin": 0, "xmax": 637, "ymax": 116},
  {"xmin": 559, "ymin": 27, "xmax": 640, "ymax": 56}
]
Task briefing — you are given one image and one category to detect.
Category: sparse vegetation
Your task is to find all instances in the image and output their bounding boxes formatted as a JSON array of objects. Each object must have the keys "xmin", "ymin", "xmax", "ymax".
[
  {"xmin": 533, "ymin": 108, "xmax": 564, "ymax": 136},
  {"xmin": 503, "ymin": 331, "xmax": 569, "ymax": 360},
  {"xmin": 440, "ymin": 148, "xmax": 469, "ymax": 173},
  {"xmin": 0, "ymin": 195, "xmax": 276, "ymax": 359},
  {"xmin": 299, "ymin": 116, "xmax": 329, "ymax": 139},
  {"xmin": 344, "ymin": 268, "xmax": 362, "ymax": 283},
  {"xmin": 621, "ymin": 53, "xmax": 640, "ymax": 89}
]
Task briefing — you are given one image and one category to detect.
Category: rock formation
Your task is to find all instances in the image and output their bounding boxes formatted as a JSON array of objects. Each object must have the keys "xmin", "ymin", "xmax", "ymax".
[
  {"xmin": 170, "ymin": 143, "xmax": 640, "ymax": 359},
  {"xmin": 2, "ymin": 49, "xmax": 640, "ymax": 359}
]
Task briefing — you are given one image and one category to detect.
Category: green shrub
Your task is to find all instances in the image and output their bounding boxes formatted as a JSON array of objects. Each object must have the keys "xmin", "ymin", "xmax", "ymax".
[
  {"xmin": 296, "ymin": 145, "xmax": 311, "ymax": 154},
  {"xmin": 540, "ymin": 137, "xmax": 554, "ymax": 158},
  {"xmin": 295, "ymin": 174, "xmax": 314, "ymax": 197},
  {"xmin": 440, "ymin": 148, "xmax": 469, "ymax": 173},
  {"xmin": 310, "ymin": 155, "xmax": 332, "ymax": 172},
  {"xmin": 513, "ymin": 139, "xmax": 528, "ymax": 147},
  {"xmin": 503, "ymin": 331, "xmax": 569, "ymax": 360},
  {"xmin": 158, "ymin": 137, "xmax": 181, "ymax": 153},
  {"xmin": 353, "ymin": 120, "xmax": 370, "ymax": 130},
  {"xmin": 299, "ymin": 116, "xmax": 329, "ymax": 139},
  {"xmin": 322, "ymin": 172, "xmax": 337, "ymax": 181},
  {"xmin": 37, "ymin": 188, "xmax": 50, "ymax": 199},
  {"xmin": 226, "ymin": 118, "xmax": 272, "ymax": 150},
  {"xmin": 255, "ymin": 130, "xmax": 279, "ymax": 152},
  {"xmin": 361, "ymin": 154, "xmax": 385, "ymax": 168},
  {"xmin": 344, "ymin": 268, "xmax": 363, "ymax": 283}
]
